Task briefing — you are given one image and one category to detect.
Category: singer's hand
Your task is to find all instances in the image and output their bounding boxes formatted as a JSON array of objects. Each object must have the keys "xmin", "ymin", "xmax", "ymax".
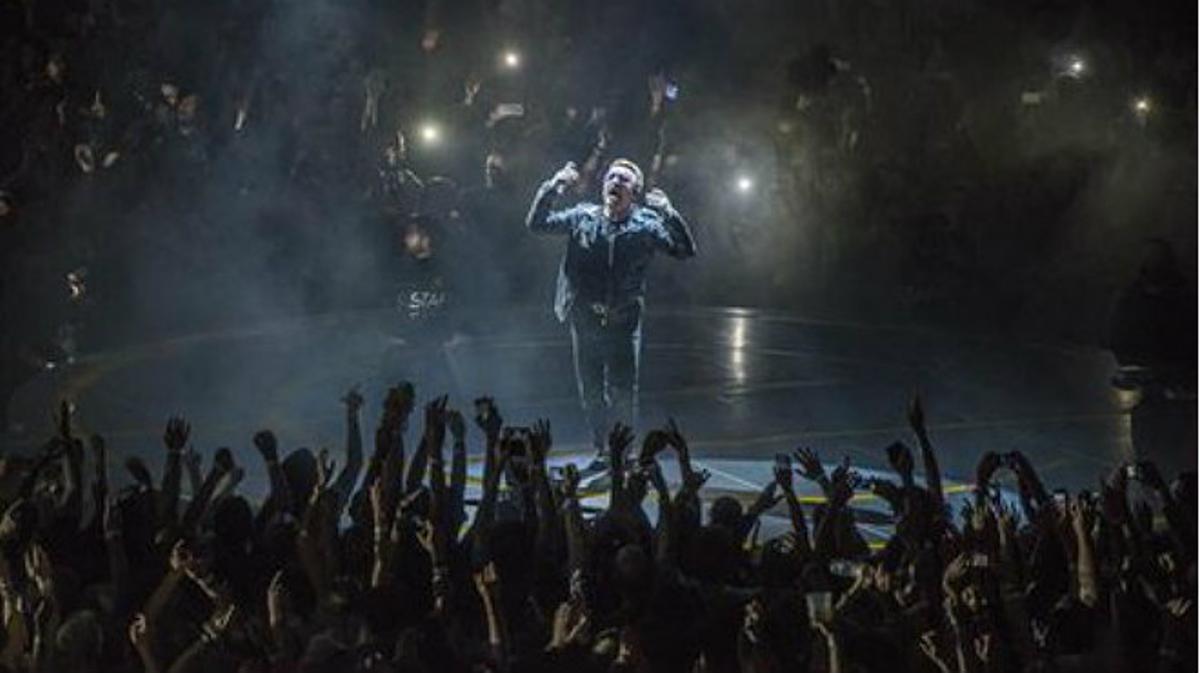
[
  {"xmin": 551, "ymin": 162, "xmax": 580, "ymax": 191},
  {"xmin": 644, "ymin": 187, "xmax": 672, "ymax": 212}
]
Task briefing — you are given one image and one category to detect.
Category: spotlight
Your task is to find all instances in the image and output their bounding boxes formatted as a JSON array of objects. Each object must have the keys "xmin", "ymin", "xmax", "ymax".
[
  {"xmin": 1067, "ymin": 56, "xmax": 1086, "ymax": 77},
  {"xmin": 1132, "ymin": 96, "xmax": 1152, "ymax": 115},
  {"xmin": 418, "ymin": 123, "xmax": 441, "ymax": 145},
  {"xmin": 502, "ymin": 50, "xmax": 520, "ymax": 69},
  {"xmin": 735, "ymin": 176, "xmax": 754, "ymax": 193}
]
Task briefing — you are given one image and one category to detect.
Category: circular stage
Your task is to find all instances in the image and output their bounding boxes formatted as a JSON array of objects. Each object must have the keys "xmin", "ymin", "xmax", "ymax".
[{"xmin": 3, "ymin": 305, "xmax": 1192, "ymax": 541}]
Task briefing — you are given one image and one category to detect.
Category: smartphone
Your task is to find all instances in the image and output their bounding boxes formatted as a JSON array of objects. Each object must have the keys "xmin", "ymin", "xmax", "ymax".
[
  {"xmin": 1125, "ymin": 464, "xmax": 1140, "ymax": 480},
  {"xmin": 774, "ymin": 453, "xmax": 790, "ymax": 472},
  {"xmin": 665, "ymin": 82, "xmax": 679, "ymax": 101},
  {"xmin": 473, "ymin": 398, "xmax": 491, "ymax": 420},
  {"xmin": 971, "ymin": 553, "xmax": 990, "ymax": 569}
]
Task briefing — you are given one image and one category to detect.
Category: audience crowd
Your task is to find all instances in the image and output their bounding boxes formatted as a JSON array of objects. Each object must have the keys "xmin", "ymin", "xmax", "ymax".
[{"xmin": 0, "ymin": 387, "xmax": 1193, "ymax": 672}]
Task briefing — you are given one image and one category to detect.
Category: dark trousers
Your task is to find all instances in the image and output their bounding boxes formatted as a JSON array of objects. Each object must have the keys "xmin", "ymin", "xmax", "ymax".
[{"xmin": 569, "ymin": 305, "xmax": 641, "ymax": 451}]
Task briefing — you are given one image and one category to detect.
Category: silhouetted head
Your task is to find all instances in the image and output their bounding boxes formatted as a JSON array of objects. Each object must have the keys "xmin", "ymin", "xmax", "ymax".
[
  {"xmin": 212, "ymin": 496, "xmax": 254, "ymax": 548},
  {"xmin": 282, "ymin": 449, "xmax": 317, "ymax": 508},
  {"xmin": 709, "ymin": 496, "xmax": 744, "ymax": 533}
]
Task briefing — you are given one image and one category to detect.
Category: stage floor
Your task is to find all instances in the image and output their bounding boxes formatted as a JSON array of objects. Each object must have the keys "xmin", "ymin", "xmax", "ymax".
[{"xmin": 3, "ymin": 305, "xmax": 1194, "ymax": 540}]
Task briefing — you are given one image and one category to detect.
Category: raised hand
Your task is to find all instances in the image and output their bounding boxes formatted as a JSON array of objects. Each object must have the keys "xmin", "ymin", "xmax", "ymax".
[
  {"xmin": 213, "ymin": 448, "xmax": 235, "ymax": 476},
  {"xmin": 383, "ymin": 382, "xmax": 416, "ymax": 427},
  {"xmin": 773, "ymin": 454, "xmax": 794, "ymax": 493},
  {"xmin": 531, "ymin": 419, "xmax": 552, "ymax": 466},
  {"xmin": 253, "ymin": 430, "xmax": 278, "ymax": 463},
  {"xmin": 639, "ymin": 429, "xmax": 671, "ymax": 466},
  {"xmin": 755, "ymin": 481, "xmax": 782, "ymax": 512},
  {"xmin": 125, "ymin": 457, "xmax": 153, "ymax": 490},
  {"xmin": 664, "ymin": 418, "xmax": 689, "ymax": 456},
  {"xmin": 828, "ymin": 456, "xmax": 852, "ymax": 485},
  {"xmin": 828, "ymin": 468, "xmax": 854, "ymax": 508},
  {"xmin": 907, "ymin": 392, "xmax": 926, "ymax": 435},
  {"xmin": 341, "ymin": 385, "xmax": 364, "ymax": 414},
  {"xmin": 473, "ymin": 397, "xmax": 503, "ymax": 440},
  {"xmin": 885, "ymin": 441, "xmax": 914, "ymax": 479},
  {"xmin": 644, "ymin": 187, "xmax": 672, "ymax": 211},
  {"xmin": 640, "ymin": 458, "xmax": 669, "ymax": 497},
  {"xmin": 680, "ymin": 468, "xmax": 711, "ymax": 496},
  {"xmin": 551, "ymin": 161, "xmax": 580, "ymax": 190},
  {"xmin": 447, "ymin": 410, "xmax": 466, "ymax": 443},
  {"xmin": 163, "ymin": 416, "xmax": 190, "ymax": 452},
  {"xmin": 793, "ymin": 447, "xmax": 826, "ymax": 483},
  {"xmin": 974, "ymin": 451, "xmax": 1003, "ymax": 490},
  {"xmin": 423, "ymin": 395, "xmax": 449, "ymax": 447},
  {"xmin": 608, "ymin": 423, "xmax": 635, "ymax": 467},
  {"xmin": 561, "ymin": 464, "xmax": 581, "ymax": 500}
]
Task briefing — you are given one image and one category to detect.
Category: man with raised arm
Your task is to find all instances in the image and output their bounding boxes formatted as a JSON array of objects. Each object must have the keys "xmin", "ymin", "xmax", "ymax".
[{"xmin": 526, "ymin": 158, "xmax": 696, "ymax": 474}]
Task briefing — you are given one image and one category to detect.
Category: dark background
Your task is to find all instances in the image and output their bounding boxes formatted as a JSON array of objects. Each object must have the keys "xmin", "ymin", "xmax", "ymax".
[{"xmin": 1, "ymin": 0, "xmax": 1195, "ymax": 375}]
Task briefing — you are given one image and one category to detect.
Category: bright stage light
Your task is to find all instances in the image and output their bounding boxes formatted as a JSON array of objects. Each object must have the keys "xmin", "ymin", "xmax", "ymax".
[
  {"xmin": 1132, "ymin": 96, "xmax": 1152, "ymax": 115},
  {"xmin": 502, "ymin": 50, "xmax": 520, "ymax": 69},
  {"xmin": 1067, "ymin": 56, "xmax": 1086, "ymax": 77},
  {"xmin": 419, "ymin": 123, "xmax": 441, "ymax": 144},
  {"xmin": 735, "ymin": 176, "xmax": 754, "ymax": 193}
]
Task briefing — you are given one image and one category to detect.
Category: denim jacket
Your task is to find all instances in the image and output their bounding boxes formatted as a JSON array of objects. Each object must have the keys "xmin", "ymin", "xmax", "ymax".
[{"xmin": 526, "ymin": 180, "xmax": 697, "ymax": 323}]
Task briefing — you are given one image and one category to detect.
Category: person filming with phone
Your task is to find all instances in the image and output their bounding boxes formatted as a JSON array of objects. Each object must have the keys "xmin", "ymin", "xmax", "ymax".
[{"xmin": 526, "ymin": 158, "xmax": 697, "ymax": 474}]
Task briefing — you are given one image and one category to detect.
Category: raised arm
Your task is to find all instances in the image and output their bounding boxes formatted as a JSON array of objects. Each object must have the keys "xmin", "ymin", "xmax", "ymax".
[
  {"xmin": 737, "ymin": 481, "xmax": 781, "ymax": 543},
  {"xmin": 180, "ymin": 449, "xmax": 233, "ymax": 535},
  {"xmin": 774, "ymin": 455, "xmax": 812, "ymax": 556},
  {"xmin": 87, "ymin": 434, "xmax": 109, "ymax": 533},
  {"xmin": 160, "ymin": 417, "xmax": 190, "ymax": 526},
  {"xmin": 465, "ymin": 398, "xmax": 505, "ymax": 547},
  {"xmin": 907, "ymin": 394, "xmax": 944, "ymax": 507},
  {"xmin": 253, "ymin": 430, "xmax": 292, "ymax": 524},
  {"xmin": 526, "ymin": 162, "xmax": 583, "ymax": 235},
  {"xmin": 529, "ymin": 420, "xmax": 561, "ymax": 575},
  {"xmin": 447, "ymin": 411, "xmax": 468, "ymax": 534},
  {"xmin": 560, "ymin": 465, "xmax": 591, "ymax": 600},
  {"xmin": 645, "ymin": 188, "xmax": 697, "ymax": 259},
  {"xmin": 330, "ymin": 387, "xmax": 365, "ymax": 512}
]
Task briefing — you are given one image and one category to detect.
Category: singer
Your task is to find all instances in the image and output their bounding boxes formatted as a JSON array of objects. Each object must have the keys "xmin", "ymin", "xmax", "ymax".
[{"xmin": 526, "ymin": 158, "xmax": 697, "ymax": 472}]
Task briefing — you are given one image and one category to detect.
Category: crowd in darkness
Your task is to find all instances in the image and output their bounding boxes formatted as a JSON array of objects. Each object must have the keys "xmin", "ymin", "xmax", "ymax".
[
  {"xmin": 0, "ymin": 2, "xmax": 1194, "ymax": 667},
  {"xmin": 0, "ymin": 388, "xmax": 1194, "ymax": 672}
]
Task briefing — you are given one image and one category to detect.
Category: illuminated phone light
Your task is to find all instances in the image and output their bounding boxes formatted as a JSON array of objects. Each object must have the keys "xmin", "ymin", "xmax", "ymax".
[{"xmin": 419, "ymin": 123, "xmax": 441, "ymax": 144}]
